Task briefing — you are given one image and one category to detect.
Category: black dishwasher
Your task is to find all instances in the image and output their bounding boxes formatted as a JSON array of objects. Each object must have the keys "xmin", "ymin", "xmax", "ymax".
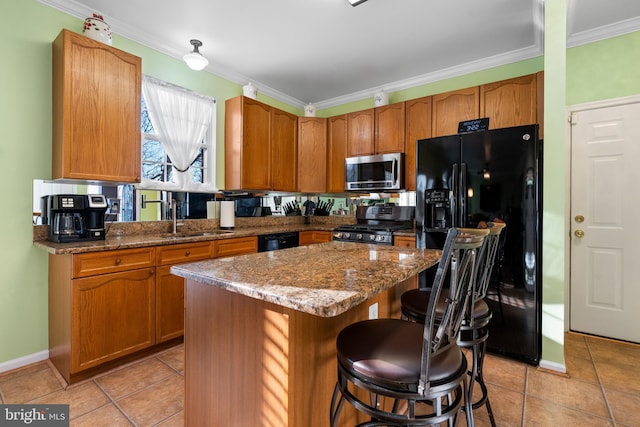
[{"xmin": 257, "ymin": 232, "xmax": 299, "ymax": 252}]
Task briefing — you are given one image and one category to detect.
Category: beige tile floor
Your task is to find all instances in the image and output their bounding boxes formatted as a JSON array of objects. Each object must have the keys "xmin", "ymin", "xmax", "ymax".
[{"xmin": 1, "ymin": 333, "xmax": 638, "ymax": 426}]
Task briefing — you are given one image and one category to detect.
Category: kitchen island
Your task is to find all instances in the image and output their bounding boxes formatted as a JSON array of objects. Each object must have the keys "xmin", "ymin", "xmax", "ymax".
[{"xmin": 171, "ymin": 241, "xmax": 440, "ymax": 427}]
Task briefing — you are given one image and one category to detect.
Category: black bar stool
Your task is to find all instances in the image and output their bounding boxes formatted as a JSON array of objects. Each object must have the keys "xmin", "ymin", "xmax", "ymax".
[
  {"xmin": 330, "ymin": 228, "xmax": 486, "ymax": 426},
  {"xmin": 400, "ymin": 223, "xmax": 504, "ymax": 427}
]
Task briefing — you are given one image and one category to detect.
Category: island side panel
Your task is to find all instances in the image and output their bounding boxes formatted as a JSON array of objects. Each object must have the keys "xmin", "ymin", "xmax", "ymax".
[
  {"xmin": 289, "ymin": 295, "xmax": 373, "ymax": 427},
  {"xmin": 288, "ymin": 277, "xmax": 417, "ymax": 426},
  {"xmin": 185, "ymin": 279, "xmax": 418, "ymax": 426},
  {"xmin": 185, "ymin": 280, "xmax": 289, "ymax": 426}
]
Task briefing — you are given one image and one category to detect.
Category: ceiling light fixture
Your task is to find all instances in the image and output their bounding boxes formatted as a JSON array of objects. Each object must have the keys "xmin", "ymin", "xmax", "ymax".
[
  {"xmin": 348, "ymin": 0, "xmax": 368, "ymax": 6},
  {"xmin": 183, "ymin": 39, "xmax": 209, "ymax": 71},
  {"xmin": 483, "ymin": 166, "xmax": 491, "ymax": 180}
]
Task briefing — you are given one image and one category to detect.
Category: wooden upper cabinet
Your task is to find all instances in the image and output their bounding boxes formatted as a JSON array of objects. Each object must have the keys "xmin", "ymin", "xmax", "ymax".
[
  {"xmin": 327, "ymin": 115, "xmax": 348, "ymax": 193},
  {"xmin": 375, "ymin": 102, "xmax": 406, "ymax": 154},
  {"xmin": 536, "ymin": 71, "xmax": 544, "ymax": 139},
  {"xmin": 52, "ymin": 29, "xmax": 141, "ymax": 182},
  {"xmin": 225, "ymin": 96, "xmax": 271, "ymax": 190},
  {"xmin": 405, "ymin": 96, "xmax": 432, "ymax": 191},
  {"xmin": 432, "ymin": 87, "xmax": 480, "ymax": 137},
  {"xmin": 298, "ymin": 117, "xmax": 327, "ymax": 193},
  {"xmin": 347, "ymin": 109, "xmax": 375, "ymax": 156},
  {"xmin": 271, "ymin": 108, "xmax": 298, "ymax": 192},
  {"xmin": 225, "ymin": 96, "xmax": 299, "ymax": 191},
  {"xmin": 480, "ymin": 74, "xmax": 538, "ymax": 130}
]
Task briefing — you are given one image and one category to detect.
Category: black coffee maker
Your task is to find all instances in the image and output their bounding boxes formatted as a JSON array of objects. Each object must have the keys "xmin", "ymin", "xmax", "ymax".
[{"xmin": 47, "ymin": 194, "xmax": 108, "ymax": 243}]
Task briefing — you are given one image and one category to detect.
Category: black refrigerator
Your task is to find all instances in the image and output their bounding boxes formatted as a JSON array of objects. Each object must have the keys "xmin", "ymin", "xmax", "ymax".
[{"xmin": 415, "ymin": 124, "xmax": 542, "ymax": 365}]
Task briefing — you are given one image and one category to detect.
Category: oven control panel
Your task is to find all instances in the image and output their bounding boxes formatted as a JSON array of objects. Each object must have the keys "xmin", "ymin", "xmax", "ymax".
[{"xmin": 333, "ymin": 231, "xmax": 393, "ymax": 245}]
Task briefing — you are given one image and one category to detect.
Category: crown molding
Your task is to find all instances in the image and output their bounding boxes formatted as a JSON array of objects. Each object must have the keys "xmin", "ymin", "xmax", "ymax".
[
  {"xmin": 315, "ymin": 44, "xmax": 543, "ymax": 109},
  {"xmin": 38, "ymin": 0, "xmax": 640, "ymax": 110},
  {"xmin": 567, "ymin": 15, "xmax": 640, "ymax": 48}
]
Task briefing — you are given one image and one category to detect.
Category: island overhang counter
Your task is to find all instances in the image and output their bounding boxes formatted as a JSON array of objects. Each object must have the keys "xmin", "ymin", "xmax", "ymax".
[{"xmin": 171, "ymin": 241, "xmax": 440, "ymax": 427}]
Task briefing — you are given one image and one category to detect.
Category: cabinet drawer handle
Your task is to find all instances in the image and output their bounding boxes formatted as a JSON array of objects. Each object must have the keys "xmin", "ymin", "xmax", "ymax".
[
  {"xmin": 185, "ymin": 251, "xmax": 191, "ymax": 257},
  {"xmin": 115, "ymin": 258, "xmax": 122, "ymax": 265}
]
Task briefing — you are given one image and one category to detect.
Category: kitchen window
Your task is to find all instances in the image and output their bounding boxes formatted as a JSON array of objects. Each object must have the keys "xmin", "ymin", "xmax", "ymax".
[{"xmin": 139, "ymin": 76, "xmax": 217, "ymax": 192}]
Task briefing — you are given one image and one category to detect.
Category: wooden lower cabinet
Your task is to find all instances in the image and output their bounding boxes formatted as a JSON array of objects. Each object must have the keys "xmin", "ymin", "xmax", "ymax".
[
  {"xmin": 49, "ymin": 248, "xmax": 158, "ymax": 383},
  {"xmin": 72, "ymin": 268, "xmax": 155, "ymax": 372},
  {"xmin": 393, "ymin": 235, "xmax": 416, "ymax": 248},
  {"xmin": 49, "ymin": 242, "xmax": 220, "ymax": 384},
  {"xmin": 394, "ymin": 236, "xmax": 417, "ymax": 291},
  {"xmin": 155, "ymin": 241, "xmax": 215, "ymax": 343},
  {"xmin": 213, "ymin": 236, "xmax": 258, "ymax": 258},
  {"xmin": 156, "ymin": 266, "xmax": 186, "ymax": 343},
  {"xmin": 299, "ymin": 230, "xmax": 333, "ymax": 245}
]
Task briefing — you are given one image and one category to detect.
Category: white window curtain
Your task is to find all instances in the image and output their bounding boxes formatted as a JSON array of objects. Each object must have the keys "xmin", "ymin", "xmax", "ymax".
[{"xmin": 142, "ymin": 76, "xmax": 215, "ymax": 188}]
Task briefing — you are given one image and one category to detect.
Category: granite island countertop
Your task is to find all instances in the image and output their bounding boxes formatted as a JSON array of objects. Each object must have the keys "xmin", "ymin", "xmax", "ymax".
[{"xmin": 171, "ymin": 241, "xmax": 439, "ymax": 317}]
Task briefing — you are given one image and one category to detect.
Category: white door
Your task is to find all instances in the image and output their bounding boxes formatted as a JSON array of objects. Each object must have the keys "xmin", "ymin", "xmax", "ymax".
[{"xmin": 570, "ymin": 101, "xmax": 640, "ymax": 343}]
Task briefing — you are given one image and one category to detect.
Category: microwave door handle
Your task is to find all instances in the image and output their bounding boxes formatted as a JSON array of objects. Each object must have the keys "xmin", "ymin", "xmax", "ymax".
[
  {"xmin": 392, "ymin": 158, "xmax": 398, "ymax": 185},
  {"xmin": 451, "ymin": 163, "xmax": 458, "ymax": 227}
]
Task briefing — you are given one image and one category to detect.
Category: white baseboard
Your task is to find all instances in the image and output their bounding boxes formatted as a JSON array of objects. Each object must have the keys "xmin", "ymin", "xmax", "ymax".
[
  {"xmin": 538, "ymin": 358, "xmax": 567, "ymax": 374},
  {"xmin": 0, "ymin": 350, "xmax": 49, "ymax": 374}
]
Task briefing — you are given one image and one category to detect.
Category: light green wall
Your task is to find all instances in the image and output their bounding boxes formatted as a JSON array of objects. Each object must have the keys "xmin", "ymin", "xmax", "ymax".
[
  {"xmin": 567, "ymin": 30, "xmax": 640, "ymax": 105},
  {"xmin": 0, "ymin": 0, "xmax": 73, "ymax": 364},
  {"xmin": 2, "ymin": 0, "xmax": 640, "ymax": 367},
  {"xmin": 0, "ymin": 0, "xmax": 245, "ymax": 364}
]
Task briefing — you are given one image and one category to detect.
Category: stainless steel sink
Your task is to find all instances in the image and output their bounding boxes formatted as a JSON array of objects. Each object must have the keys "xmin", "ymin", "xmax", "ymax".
[{"xmin": 159, "ymin": 230, "xmax": 233, "ymax": 238}]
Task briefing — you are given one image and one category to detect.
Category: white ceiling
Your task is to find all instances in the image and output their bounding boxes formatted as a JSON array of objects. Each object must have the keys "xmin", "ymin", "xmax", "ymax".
[{"xmin": 40, "ymin": 0, "xmax": 640, "ymax": 109}]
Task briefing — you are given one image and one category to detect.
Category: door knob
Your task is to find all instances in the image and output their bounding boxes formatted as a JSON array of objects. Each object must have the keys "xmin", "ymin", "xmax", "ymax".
[
  {"xmin": 574, "ymin": 229, "xmax": 584, "ymax": 238},
  {"xmin": 575, "ymin": 215, "xmax": 584, "ymax": 223}
]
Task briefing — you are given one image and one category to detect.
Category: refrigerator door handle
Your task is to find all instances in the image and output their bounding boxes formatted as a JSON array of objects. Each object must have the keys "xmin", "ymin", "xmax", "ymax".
[
  {"xmin": 452, "ymin": 163, "xmax": 459, "ymax": 227},
  {"xmin": 460, "ymin": 162, "xmax": 467, "ymax": 227}
]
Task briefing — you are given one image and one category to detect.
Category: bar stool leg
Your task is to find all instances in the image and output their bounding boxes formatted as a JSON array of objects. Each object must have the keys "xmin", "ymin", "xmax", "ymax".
[{"xmin": 471, "ymin": 336, "xmax": 496, "ymax": 427}]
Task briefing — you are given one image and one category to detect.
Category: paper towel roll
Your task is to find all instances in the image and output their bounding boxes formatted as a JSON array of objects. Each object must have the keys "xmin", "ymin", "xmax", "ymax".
[{"xmin": 220, "ymin": 201, "xmax": 235, "ymax": 229}]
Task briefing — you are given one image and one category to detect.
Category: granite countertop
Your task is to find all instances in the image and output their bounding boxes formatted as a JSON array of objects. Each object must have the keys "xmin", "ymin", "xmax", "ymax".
[
  {"xmin": 32, "ymin": 223, "xmax": 339, "ymax": 255},
  {"xmin": 171, "ymin": 241, "xmax": 439, "ymax": 317}
]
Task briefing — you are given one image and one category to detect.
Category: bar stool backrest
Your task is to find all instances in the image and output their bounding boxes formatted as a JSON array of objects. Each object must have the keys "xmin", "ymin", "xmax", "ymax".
[
  {"xmin": 418, "ymin": 227, "xmax": 485, "ymax": 395},
  {"xmin": 475, "ymin": 222, "xmax": 506, "ymax": 301}
]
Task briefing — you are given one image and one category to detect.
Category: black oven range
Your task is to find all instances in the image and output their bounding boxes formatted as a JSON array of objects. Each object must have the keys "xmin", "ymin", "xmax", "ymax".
[{"xmin": 333, "ymin": 205, "xmax": 414, "ymax": 245}]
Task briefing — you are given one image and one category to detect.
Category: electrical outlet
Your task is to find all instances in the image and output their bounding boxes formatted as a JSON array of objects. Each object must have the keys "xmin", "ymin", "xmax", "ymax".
[{"xmin": 368, "ymin": 302, "xmax": 378, "ymax": 319}]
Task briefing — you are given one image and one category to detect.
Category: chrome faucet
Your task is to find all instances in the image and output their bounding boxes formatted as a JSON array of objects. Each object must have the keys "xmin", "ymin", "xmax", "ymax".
[
  {"xmin": 170, "ymin": 198, "xmax": 184, "ymax": 234},
  {"xmin": 141, "ymin": 194, "xmax": 166, "ymax": 220}
]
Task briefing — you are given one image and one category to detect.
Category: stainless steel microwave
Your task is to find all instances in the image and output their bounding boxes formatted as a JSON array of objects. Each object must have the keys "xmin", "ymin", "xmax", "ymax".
[{"xmin": 345, "ymin": 153, "xmax": 404, "ymax": 191}]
